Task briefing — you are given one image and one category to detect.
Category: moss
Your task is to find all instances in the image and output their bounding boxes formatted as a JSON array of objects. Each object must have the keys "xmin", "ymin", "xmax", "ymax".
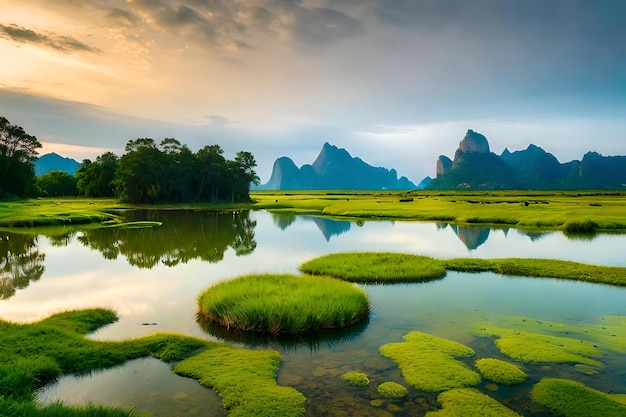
[
  {"xmin": 474, "ymin": 358, "xmax": 527, "ymax": 385},
  {"xmin": 197, "ymin": 273, "xmax": 369, "ymax": 335},
  {"xmin": 341, "ymin": 371, "xmax": 369, "ymax": 386},
  {"xmin": 1, "ymin": 308, "xmax": 306, "ymax": 417},
  {"xmin": 174, "ymin": 346, "xmax": 306, "ymax": 417},
  {"xmin": 425, "ymin": 388, "xmax": 522, "ymax": 417},
  {"xmin": 473, "ymin": 323, "xmax": 603, "ymax": 367},
  {"xmin": 299, "ymin": 252, "xmax": 446, "ymax": 283},
  {"xmin": 574, "ymin": 364, "xmax": 601, "ymax": 375},
  {"xmin": 370, "ymin": 399, "xmax": 384, "ymax": 407},
  {"xmin": 377, "ymin": 381, "xmax": 408, "ymax": 399},
  {"xmin": 531, "ymin": 378, "xmax": 626, "ymax": 417},
  {"xmin": 379, "ymin": 331, "xmax": 481, "ymax": 392}
]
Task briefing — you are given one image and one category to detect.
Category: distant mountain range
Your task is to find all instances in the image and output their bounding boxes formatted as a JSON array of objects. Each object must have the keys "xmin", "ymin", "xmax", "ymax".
[
  {"xmin": 35, "ymin": 153, "xmax": 81, "ymax": 176},
  {"xmin": 256, "ymin": 142, "xmax": 416, "ymax": 190},
  {"xmin": 426, "ymin": 130, "xmax": 626, "ymax": 190}
]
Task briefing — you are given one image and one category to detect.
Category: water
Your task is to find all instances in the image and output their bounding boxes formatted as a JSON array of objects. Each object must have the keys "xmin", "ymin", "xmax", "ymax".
[{"xmin": 1, "ymin": 210, "xmax": 625, "ymax": 416}]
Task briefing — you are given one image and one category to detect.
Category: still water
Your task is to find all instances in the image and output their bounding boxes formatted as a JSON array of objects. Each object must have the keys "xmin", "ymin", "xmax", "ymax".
[{"xmin": 1, "ymin": 210, "xmax": 625, "ymax": 416}]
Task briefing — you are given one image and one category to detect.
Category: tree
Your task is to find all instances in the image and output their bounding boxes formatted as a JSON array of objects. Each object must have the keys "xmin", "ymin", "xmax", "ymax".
[
  {"xmin": 37, "ymin": 170, "xmax": 78, "ymax": 197},
  {"xmin": 75, "ymin": 152, "xmax": 118, "ymax": 197},
  {"xmin": 0, "ymin": 116, "xmax": 42, "ymax": 199}
]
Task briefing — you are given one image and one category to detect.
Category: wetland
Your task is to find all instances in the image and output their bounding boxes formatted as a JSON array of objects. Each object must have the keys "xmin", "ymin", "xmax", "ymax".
[{"xmin": 1, "ymin": 207, "xmax": 626, "ymax": 416}]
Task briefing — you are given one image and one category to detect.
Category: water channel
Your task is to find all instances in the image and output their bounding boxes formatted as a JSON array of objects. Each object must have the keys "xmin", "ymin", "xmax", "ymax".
[{"xmin": 1, "ymin": 210, "xmax": 625, "ymax": 416}]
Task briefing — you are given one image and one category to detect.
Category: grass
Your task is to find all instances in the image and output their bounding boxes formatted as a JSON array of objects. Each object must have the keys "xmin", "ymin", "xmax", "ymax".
[
  {"xmin": 473, "ymin": 358, "xmax": 527, "ymax": 385},
  {"xmin": 425, "ymin": 388, "xmax": 522, "ymax": 417},
  {"xmin": 197, "ymin": 274, "xmax": 370, "ymax": 335},
  {"xmin": 299, "ymin": 252, "xmax": 626, "ymax": 286},
  {"xmin": 0, "ymin": 308, "xmax": 306, "ymax": 417},
  {"xmin": 531, "ymin": 378, "xmax": 626, "ymax": 417},
  {"xmin": 299, "ymin": 252, "xmax": 446, "ymax": 283},
  {"xmin": 379, "ymin": 331, "xmax": 481, "ymax": 392},
  {"xmin": 251, "ymin": 190, "xmax": 626, "ymax": 233}
]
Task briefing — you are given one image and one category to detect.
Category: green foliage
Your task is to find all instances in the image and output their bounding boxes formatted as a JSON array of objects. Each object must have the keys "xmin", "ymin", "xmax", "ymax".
[
  {"xmin": 377, "ymin": 381, "xmax": 408, "ymax": 399},
  {"xmin": 75, "ymin": 152, "xmax": 118, "ymax": 198},
  {"xmin": 379, "ymin": 331, "xmax": 481, "ymax": 392},
  {"xmin": 299, "ymin": 252, "xmax": 446, "ymax": 283},
  {"xmin": 474, "ymin": 358, "xmax": 527, "ymax": 385},
  {"xmin": 37, "ymin": 170, "xmax": 78, "ymax": 197},
  {"xmin": 0, "ymin": 398, "xmax": 143, "ymax": 417},
  {"xmin": 174, "ymin": 347, "xmax": 305, "ymax": 417},
  {"xmin": 0, "ymin": 116, "xmax": 42, "ymax": 199},
  {"xmin": 115, "ymin": 139, "xmax": 258, "ymax": 204},
  {"xmin": 531, "ymin": 378, "xmax": 626, "ymax": 417},
  {"xmin": 426, "ymin": 388, "xmax": 522, "ymax": 417},
  {"xmin": 197, "ymin": 273, "xmax": 370, "ymax": 335},
  {"xmin": 341, "ymin": 371, "xmax": 369, "ymax": 386}
]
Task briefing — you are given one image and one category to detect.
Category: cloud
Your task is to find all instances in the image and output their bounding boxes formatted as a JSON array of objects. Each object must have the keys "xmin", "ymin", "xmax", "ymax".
[{"xmin": 0, "ymin": 23, "xmax": 99, "ymax": 53}]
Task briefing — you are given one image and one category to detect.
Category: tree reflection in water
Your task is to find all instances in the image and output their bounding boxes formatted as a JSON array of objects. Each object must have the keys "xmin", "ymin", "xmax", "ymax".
[
  {"xmin": 78, "ymin": 210, "xmax": 257, "ymax": 269},
  {"xmin": 0, "ymin": 233, "xmax": 45, "ymax": 299}
]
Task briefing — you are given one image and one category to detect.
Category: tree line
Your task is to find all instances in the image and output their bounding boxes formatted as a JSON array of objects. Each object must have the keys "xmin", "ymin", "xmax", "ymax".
[{"xmin": 0, "ymin": 116, "xmax": 259, "ymax": 203}]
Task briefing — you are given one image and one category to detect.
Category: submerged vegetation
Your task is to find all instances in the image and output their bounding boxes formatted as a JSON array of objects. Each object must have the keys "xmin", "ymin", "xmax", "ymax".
[
  {"xmin": 300, "ymin": 252, "xmax": 626, "ymax": 286},
  {"xmin": 473, "ymin": 358, "xmax": 527, "ymax": 385},
  {"xmin": 0, "ymin": 309, "xmax": 305, "ymax": 417},
  {"xmin": 197, "ymin": 274, "xmax": 370, "ymax": 335},
  {"xmin": 376, "ymin": 381, "xmax": 408, "ymax": 399},
  {"xmin": 341, "ymin": 371, "xmax": 370, "ymax": 387},
  {"xmin": 379, "ymin": 331, "xmax": 481, "ymax": 392}
]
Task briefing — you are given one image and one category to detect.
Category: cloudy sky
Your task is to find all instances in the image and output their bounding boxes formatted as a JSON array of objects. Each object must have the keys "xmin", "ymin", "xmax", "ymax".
[{"xmin": 1, "ymin": 0, "xmax": 625, "ymax": 183}]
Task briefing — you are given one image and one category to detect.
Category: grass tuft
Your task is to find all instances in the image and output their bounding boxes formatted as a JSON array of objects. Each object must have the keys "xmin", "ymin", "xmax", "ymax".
[
  {"xmin": 425, "ymin": 387, "xmax": 522, "ymax": 417},
  {"xmin": 377, "ymin": 381, "xmax": 408, "ymax": 399},
  {"xmin": 341, "ymin": 371, "xmax": 370, "ymax": 387},
  {"xmin": 474, "ymin": 358, "xmax": 527, "ymax": 385},
  {"xmin": 197, "ymin": 274, "xmax": 370, "ymax": 335}
]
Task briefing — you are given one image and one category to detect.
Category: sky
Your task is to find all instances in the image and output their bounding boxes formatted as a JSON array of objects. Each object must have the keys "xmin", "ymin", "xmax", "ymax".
[{"xmin": 1, "ymin": 0, "xmax": 625, "ymax": 183}]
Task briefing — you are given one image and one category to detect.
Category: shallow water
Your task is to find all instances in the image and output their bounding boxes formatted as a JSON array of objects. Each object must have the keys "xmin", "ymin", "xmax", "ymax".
[{"xmin": 1, "ymin": 210, "xmax": 625, "ymax": 416}]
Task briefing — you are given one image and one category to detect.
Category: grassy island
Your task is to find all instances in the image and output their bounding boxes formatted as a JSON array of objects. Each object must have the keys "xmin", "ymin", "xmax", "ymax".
[
  {"xmin": 300, "ymin": 252, "xmax": 626, "ymax": 286},
  {"xmin": 197, "ymin": 274, "xmax": 370, "ymax": 335},
  {"xmin": 0, "ymin": 308, "xmax": 305, "ymax": 417}
]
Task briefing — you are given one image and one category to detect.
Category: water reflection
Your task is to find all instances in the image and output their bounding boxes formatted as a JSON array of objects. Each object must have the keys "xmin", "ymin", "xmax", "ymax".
[
  {"xmin": 272, "ymin": 213, "xmax": 352, "ymax": 241},
  {"xmin": 77, "ymin": 210, "xmax": 257, "ymax": 268},
  {"xmin": 197, "ymin": 313, "xmax": 370, "ymax": 351},
  {"xmin": 0, "ymin": 233, "xmax": 45, "ymax": 299}
]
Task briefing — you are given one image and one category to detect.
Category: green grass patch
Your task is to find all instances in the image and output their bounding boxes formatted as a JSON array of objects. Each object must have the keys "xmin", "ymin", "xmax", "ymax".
[
  {"xmin": 379, "ymin": 331, "xmax": 481, "ymax": 392},
  {"xmin": 197, "ymin": 274, "xmax": 370, "ymax": 335},
  {"xmin": 474, "ymin": 358, "xmax": 527, "ymax": 385},
  {"xmin": 377, "ymin": 381, "xmax": 408, "ymax": 399},
  {"xmin": 0, "ymin": 308, "xmax": 306, "ymax": 417},
  {"xmin": 531, "ymin": 378, "xmax": 626, "ymax": 417},
  {"xmin": 251, "ymin": 190, "xmax": 626, "ymax": 233},
  {"xmin": 301, "ymin": 252, "xmax": 626, "ymax": 286},
  {"xmin": 425, "ymin": 387, "xmax": 522, "ymax": 417},
  {"xmin": 341, "ymin": 371, "xmax": 370, "ymax": 386},
  {"xmin": 299, "ymin": 252, "xmax": 447, "ymax": 283}
]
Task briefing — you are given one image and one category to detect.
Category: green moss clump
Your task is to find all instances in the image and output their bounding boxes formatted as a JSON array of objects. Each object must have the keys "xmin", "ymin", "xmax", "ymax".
[
  {"xmin": 300, "ymin": 252, "xmax": 447, "ymax": 284},
  {"xmin": 474, "ymin": 358, "xmax": 527, "ymax": 385},
  {"xmin": 377, "ymin": 381, "xmax": 408, "ymax": 399},
  {"xmin": 341, "ymin": 371, "xmax": 369, "ymax": 386},
  {"xmin": 531, "ymin": 378, "xmax": 626, "ymax": 417},
  {"xmin": 473, "ymin": 323, "xmax": 603, "ymax": 367},
  {"xmin": 425, "ymin": 388, "xmax": 522, "ymax": 417},
  {"xmin": 379, "ymin": 331, "xmax": 481, "ymax": 392},
  {"xmin": 174, "ymin": 346, "xmax": 306, "ymax": 417},
  {"xmin": 197, "ymin": 273, "xmax": 370, "ymax": 335}
]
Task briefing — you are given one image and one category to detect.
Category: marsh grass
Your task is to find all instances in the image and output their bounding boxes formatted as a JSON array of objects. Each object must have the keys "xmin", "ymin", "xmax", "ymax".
[
  {"xmin": 197, "ymin": 274, "xmax": 370, "ymax": 335},
  {"xmin": 0, "ymin": 198, "xmax": 122, "ymax": 227},
  {"xmin": 299, "ymin": 252, "xmax": 446, "ymax": 283},
  {"xmin": 531, "ymin": 378, "xmax": 626, "ymax": 417},
  {"xmin": 0, "ymin": 308, "xmax": 306, "ymax": 417},
  {"xmin": 301, "ymin": 252, "xmax": 626, "ymax": 286},
  {"xmin": 252, "ymin": 191, "xmax": 626, "ymax": 233}
]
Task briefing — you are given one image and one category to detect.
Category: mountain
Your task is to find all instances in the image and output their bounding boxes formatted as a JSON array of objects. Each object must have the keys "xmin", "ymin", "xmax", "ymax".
[
  {"xmin": 258, "ymin": 142, "xmax": 416, "ymax": 190},
  {"xmin": 428, "ymin": 130, "xmax": 626, "ymax": 190},
  {"xmin": 35, "ymin": 153, "xmax": 81, "ymax": 176}
]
